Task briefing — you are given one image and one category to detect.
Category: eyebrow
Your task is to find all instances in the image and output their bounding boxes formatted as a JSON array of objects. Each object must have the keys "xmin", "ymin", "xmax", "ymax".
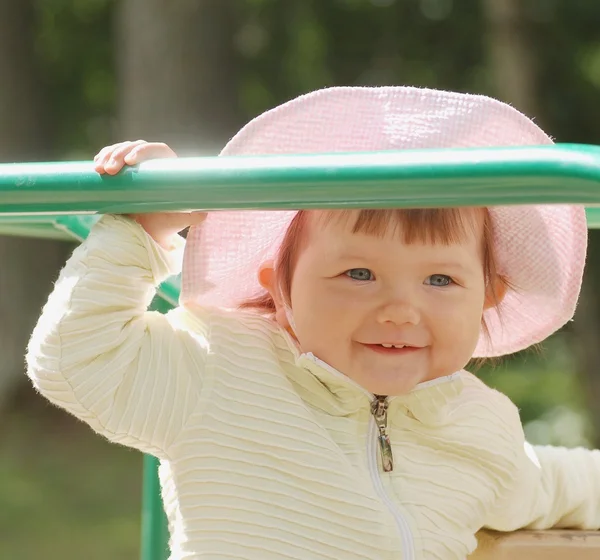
[
  {"xmin": 425, "ymin": 263, "xmax": 475, "ymax": 276},
  {"xmin": 336, "ymin": 253, "xmax": 371, "ymax": 261},
  {"xmin": 336, "ymin": 254, "xmax": 473, "ymax": 272},
  {"xmin": 426, "ymin": 261, "xmax": 471, "ymax": 271}
]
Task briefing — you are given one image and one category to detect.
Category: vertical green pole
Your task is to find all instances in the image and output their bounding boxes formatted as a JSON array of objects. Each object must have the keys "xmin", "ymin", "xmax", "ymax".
[
  {"xmin": 141, "ymin": 454, "xmax": 170, "ymax": 560},
  {"xmin": 140, "ymin": 296, "xmax": 175, "ymax": 560}
]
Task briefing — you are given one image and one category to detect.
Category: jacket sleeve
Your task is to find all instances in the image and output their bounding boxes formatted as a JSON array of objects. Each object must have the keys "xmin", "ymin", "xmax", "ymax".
[
  {"xmin": 25, "ymin": 214, "xmax": 210, "ymax": 459},
  {"xmin": 485, "ymin": 427, "xmax": 600, "ymax": 531}
]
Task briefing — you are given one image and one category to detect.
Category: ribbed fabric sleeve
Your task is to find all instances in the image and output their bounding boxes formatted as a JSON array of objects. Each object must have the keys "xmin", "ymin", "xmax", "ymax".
[
  {"xmin": 25, "ymin": 214, "xmax": 208, "ymax": 458},
  {"xmin": 485, "ymin": 435, "xmax": 600, "ymax": 531}
]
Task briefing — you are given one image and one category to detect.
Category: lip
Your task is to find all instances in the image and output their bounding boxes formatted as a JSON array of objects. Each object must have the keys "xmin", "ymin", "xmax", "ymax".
[{"xmin": 361, "ymin": 343, "xmax": 424, "ymax": 355}]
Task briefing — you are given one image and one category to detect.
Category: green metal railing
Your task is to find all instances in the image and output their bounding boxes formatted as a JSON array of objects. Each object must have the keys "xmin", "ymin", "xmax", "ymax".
[
  {"xmin": 3, "ymin": 144, "xmax": 600, "ymax": 560},
  {"xmin": 2, "ymin": 144, "xmax": 600, "ymax": 214}
]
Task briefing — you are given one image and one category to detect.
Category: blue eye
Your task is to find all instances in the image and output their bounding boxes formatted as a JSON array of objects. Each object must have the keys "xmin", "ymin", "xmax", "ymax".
[
  {"xmin": 345, "ymin": 268, "xmax": 374, "ymax": 281},
  {"xmin": 426, "ymin": 274, "xmax": 453, "ymax": 287}
]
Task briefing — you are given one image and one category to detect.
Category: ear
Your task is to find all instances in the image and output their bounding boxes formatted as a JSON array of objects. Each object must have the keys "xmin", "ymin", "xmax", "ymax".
[
  {"xmin": 258, "ymin": 260, "xmax": 280, "ymax": 301},
  {"xmin": 258, "ymin": 261, "xmax": 290, "ymax": 328},
  {"xmin": 484, "ymin": 277, "xmax": 508, "ymax": 310}
]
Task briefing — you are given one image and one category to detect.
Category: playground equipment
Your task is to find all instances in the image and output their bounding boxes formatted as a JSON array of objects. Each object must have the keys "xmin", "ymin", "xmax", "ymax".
[{"xmin": 1, "ymin": 145, "xmax": 600, "ymax": 559}]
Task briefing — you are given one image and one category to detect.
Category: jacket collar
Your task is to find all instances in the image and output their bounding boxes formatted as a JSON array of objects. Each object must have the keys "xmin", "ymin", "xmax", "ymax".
[{"xmin": 280, "ymin": 328, "xmax": 465, "ymax": 424}]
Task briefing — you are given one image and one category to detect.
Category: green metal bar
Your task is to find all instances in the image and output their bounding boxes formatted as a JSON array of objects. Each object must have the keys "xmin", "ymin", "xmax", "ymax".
[
  {"xmin": 141, "ymin": 455, "xmax": 170, "ymax": 560},
  {"xmin": 586, "ymin": 207, "xmax": 600, "ymax": 227},
  {"xmin": 2, "ymin": 208, "xmax": 600, "ymax": 238},
  {"xmin": 2, "ymin": 145, "xmax": 600, "ymax": 215},
  {"xmin": 0, "ymin": 222, "xmax": 75, "ymax": 240}
]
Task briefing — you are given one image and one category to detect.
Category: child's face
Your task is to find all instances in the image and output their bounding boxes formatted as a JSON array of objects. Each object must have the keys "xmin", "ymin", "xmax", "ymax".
[{"xmin": 263, "ymin": 211, "xmax": 496, "ymax": 396}]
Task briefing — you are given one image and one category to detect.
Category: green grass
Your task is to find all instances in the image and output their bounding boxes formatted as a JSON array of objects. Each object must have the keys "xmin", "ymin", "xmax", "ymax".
[{"xmin": 0, "ymin": 386, "xmax": 142, "ymax": 560}]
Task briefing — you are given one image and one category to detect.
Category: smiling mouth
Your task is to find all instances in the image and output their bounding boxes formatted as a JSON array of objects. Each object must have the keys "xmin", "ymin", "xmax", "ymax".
[{"xmin": 362, "ymin": 343, "xmax": 423, "ymax": 355}]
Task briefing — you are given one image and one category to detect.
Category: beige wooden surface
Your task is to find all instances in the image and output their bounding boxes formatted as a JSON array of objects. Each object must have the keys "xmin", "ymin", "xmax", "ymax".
[{"xmin": 470, "ymin": 530, "xmax": 600, "ymax": 559}]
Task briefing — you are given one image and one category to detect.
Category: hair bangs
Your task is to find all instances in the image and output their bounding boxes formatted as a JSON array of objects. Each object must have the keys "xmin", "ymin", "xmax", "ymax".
[{"xmin": 321, "ymin": 208, "xmax": 483, "ymax": 245}]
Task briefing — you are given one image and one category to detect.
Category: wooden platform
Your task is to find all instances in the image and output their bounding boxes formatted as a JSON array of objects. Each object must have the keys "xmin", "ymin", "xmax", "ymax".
[{"xmin": 470, "ymin": 530, "xmax": 600, "ymax": 559}]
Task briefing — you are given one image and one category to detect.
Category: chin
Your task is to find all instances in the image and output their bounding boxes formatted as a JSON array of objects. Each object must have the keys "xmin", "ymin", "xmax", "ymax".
[{"xmin": 361, "ymin": 374, "xmax": 424, "ymax": 396}]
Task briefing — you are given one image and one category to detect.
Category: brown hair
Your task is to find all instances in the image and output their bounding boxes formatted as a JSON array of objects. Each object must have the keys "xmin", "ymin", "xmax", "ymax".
[{"xmin": 240, "ymin": 208, "xmax": 509, "ymax": 341}]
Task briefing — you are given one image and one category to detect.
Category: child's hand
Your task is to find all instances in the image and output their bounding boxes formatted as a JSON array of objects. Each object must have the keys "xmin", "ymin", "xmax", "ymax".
[
  {"xmin": 94, "ymin": 140, "xmax": 177, "ymax": 175},
  {"xmin": 94, "ymin": 140, "xmax": 206, "ymax": 249}
]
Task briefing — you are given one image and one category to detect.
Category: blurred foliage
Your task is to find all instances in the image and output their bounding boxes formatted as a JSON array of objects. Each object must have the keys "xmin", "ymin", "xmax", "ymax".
[
  {"xmin": 478, "ymin": 332, "xmax": 592, "ymax": 447},
  {"xmin": 0, "ymin": 387, "xmax": 141, "ymax": 559},
  {"xmin": 40, "ymin": 0, "xmax": 600, "ymax": 150},
  {"xmin": 3, "ymin": 0, "xmax": 600, "ymax": 557},
  {"xmin": 33, "ymin": 0, "xmax": 117, "ymax": 158},
  {"xmin": 36, "ymin": 0, "xmax": 600, "ymax": 148}
]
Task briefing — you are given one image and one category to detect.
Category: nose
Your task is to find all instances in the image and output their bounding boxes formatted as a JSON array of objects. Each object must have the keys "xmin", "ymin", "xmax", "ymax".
[{"xmin": 376, "ymin": 299, "xmax": 420, "ymax": 326}]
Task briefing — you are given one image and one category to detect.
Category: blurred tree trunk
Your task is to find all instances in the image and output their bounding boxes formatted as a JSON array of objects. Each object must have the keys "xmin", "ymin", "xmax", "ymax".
[
  {"xmin": 572, "ymin": 250, "xmax": 600, "ymax": 446},
  {"xmin": 116, "ymin": 0, "xmax": 242, "ymax": 155},
  {"xmin": 481, "ymin": 0, "xmax": 540, "ymax": 119},
  {"xmin": 0, "ymin": 0, "xmax": 72, "ymax": 412},
  {"xmin": 483, "ymin": 0, "xmax": 600, "ymax": 445}
]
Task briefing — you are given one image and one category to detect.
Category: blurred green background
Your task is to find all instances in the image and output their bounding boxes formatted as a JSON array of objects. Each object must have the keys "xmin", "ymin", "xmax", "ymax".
[{"xmin": 2, "ymin": 0, "xmax": 600, "ymax": 558}]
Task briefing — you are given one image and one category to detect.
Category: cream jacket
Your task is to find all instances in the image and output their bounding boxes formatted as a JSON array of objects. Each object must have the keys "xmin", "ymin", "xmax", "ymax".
[{"xmin": 26, "ymin": 215, "xmax": 600, "ymax": 559}]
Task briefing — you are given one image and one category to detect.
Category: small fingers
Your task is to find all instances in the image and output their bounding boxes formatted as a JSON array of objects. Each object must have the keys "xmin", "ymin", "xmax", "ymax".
[
  {"xmin": 93, "ymin": 143, "xmax": 120, "ymax": 174},
  {"xmin": 124, "ymin": 142, "xmax": 177, "ymax": 165},
  {"xmin": 94, "ymin": 140, "xmax": 177, "ymax": 175},
  {"xmin": 100, "ymin": 140, "xmax": 147, "ymax": 175},
  {"xmin": 93, "ymin": 143, "xmax": 117, "ymax": 162}
]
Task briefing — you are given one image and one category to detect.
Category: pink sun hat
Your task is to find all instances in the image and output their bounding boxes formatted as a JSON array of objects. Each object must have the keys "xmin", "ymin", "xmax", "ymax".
[{"xmin": 181, "ymin": 86, "xmax": 587, "ymax": 358}]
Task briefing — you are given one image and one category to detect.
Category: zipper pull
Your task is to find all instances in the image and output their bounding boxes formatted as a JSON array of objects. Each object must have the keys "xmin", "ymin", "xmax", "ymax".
[{"xmin": 371, "ymin": 395, "xmax": 394, "ymax": 472}]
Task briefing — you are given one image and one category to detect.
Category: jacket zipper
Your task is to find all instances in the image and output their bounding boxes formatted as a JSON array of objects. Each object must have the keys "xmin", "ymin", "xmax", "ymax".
[
  {"xmin": 371, "ymin": 395, "xmax": 394, "ymax": 472},
  {"xmin": 300, "ymin": 354, "xmax": 415, "ymax": 559},
  {"xmin": 367, "ymin": 395, "xmax": 415, "ymax": 560}
]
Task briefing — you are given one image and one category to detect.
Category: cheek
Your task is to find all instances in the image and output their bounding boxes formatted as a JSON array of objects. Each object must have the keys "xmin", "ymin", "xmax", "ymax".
[
  {"xmin": 289, "ymin": 279, "xmax": 360, "ymax": 350},
  {"xmin": 428, "ymin": 290, "xmax": 486, "ymax": 348}
]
